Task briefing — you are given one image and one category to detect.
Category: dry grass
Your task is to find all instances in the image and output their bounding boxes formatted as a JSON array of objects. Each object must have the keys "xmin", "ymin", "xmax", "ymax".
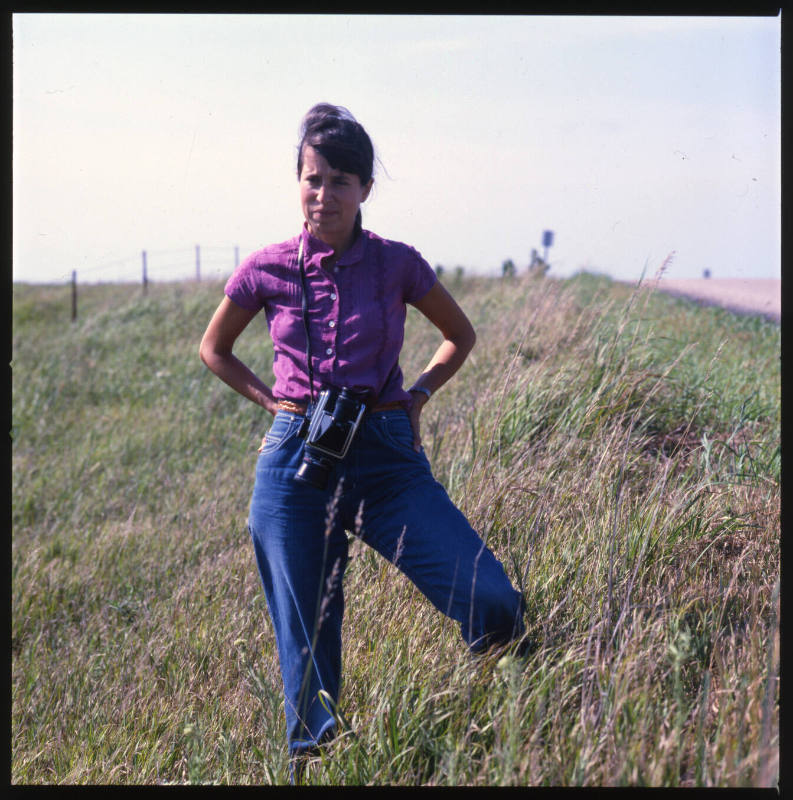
[{"xmin": 12, "ymin": 268, "xmax": 779, "ymax": 785}]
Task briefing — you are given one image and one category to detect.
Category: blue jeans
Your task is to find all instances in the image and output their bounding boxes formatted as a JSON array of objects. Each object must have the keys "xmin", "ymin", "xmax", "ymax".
[{"xmin": 248, "ymin": 408, "xmax": 525, "ymax": 754}]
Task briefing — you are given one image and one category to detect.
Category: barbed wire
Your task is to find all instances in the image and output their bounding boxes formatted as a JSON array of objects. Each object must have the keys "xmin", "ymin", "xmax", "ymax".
[{"xmin": 61, "ymin": 245, "xmax": 254, "ymax": 284}]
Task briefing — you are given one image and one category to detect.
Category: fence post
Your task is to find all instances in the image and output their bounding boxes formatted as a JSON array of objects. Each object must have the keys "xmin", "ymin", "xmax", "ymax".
[
  {"xmin": 195, "ymin": 245, "xmax": 201, "ymax": 282},
  {"xmin": 142, "ymin": 250, "xmax": 148, "ymax": 294},
  {"xmin": 71, "ymin": 270, "xmax": 77, "ymax": 321}
]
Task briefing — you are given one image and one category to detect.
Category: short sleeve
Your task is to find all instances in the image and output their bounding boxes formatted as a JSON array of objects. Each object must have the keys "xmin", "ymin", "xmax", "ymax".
[
  {"xmin": 403, "ymin": 247, "xmax": 438, "ymax": 304},
  {"xmin": 224, "ymin": 252, "xmax": 266, "ymax": 312}
]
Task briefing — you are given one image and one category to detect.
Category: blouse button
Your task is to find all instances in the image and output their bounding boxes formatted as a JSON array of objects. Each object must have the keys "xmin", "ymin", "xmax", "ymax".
[
  {"xmin": 330, "ymin": 293, "xmax": 337, "ymax": 301},
  {"xmin": 326, "ymin": 347, "xmax": 333, "ymax": 355},
  {"xmin": 328, "ymin": 320, "xmax": 336, "ymax": 328}
]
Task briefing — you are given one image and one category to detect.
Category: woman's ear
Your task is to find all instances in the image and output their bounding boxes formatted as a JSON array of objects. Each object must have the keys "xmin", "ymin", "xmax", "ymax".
[{"xmin": 361, "ymin": 178, "xmax": 374, "ymax": 203}]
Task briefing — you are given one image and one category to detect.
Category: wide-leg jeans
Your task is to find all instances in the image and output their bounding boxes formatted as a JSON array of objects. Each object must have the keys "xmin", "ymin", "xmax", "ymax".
[{"xmin": 247, "ymin": 408, "xmax": 526, "ymax": 754}]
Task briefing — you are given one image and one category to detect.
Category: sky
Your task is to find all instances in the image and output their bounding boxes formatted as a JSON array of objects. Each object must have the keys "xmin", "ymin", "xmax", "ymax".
[{"xmin": 12, "ymin": 13, "xmax": 781, "ymax": 285}]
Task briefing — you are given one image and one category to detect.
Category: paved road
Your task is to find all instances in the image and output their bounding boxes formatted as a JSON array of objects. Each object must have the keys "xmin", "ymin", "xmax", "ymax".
[{"xmin": 649, "ymin": 278, "xmax": 780, "ymax": 322}]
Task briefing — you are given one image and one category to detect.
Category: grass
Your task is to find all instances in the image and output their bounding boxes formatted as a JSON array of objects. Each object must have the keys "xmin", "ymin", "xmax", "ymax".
[{"xmin": 11, "ymin": 267, "xmax": 779, "ymax": 786}]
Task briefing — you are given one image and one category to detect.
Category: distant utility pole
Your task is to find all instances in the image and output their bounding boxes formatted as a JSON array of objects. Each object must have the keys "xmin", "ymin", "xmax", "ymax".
[
  {"xmin": 195, "ymin": 245, "xmax": 201, "ymax": 282},
  {"xmin": 71, "ymin": 270, "xmax": 77, "ymax": 322},
  {"xmin": 142, "ymin": 250, "xmax": 148, "ymax": 294},
  {"xmin": 234, "ymin": 246, "xmax": 239, "ymax": 268}
]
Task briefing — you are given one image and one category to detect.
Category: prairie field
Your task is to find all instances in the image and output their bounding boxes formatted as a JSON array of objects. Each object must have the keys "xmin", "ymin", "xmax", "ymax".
[{"xmin": 11, "ymin": 269, "xmax": 780, "ymax": 786}]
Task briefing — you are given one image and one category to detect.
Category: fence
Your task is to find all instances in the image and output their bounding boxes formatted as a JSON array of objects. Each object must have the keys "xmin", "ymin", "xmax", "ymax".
[
  {"xmin": 65, "ymin": 245, "xmax": 245, "ymax": 321},
  {"xmin": 61, "ymin": 241, "xmax": 553, "ymax": 321}
]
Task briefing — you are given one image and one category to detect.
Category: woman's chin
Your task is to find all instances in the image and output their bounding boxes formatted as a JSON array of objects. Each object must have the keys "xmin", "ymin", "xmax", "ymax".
[{"xmin": 313, "ymin": 217, "xmax": 340, "ymax": 231}]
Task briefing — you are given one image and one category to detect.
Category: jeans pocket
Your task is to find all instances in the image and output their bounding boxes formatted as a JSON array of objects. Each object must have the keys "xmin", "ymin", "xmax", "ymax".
[
  {"xmin": 258, "ymin": 413, "xmax": 300, "ymax": 456},
  {"xmin": 381, "ymin": 412, "xmax": 418, "ymax": 453}
]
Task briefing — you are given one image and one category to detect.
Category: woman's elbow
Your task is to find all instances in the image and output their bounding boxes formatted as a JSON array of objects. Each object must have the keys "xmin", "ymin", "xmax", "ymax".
[
  {"xmin": 462, "ymin": 324, "xmax": 476, "ymax": 355},
  {"xmin": 198, "ymin": 335, "xmax": 217, "ymax": 369}
]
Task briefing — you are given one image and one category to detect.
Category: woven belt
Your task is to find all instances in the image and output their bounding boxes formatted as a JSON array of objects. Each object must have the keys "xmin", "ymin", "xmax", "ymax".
[
  {"xmin": 276, "ymin": 399, "xmax": 310, "ymax": 415},
  {"xmin": 276, "ymin": 399, "xmax": 403, "ymax": 416}
]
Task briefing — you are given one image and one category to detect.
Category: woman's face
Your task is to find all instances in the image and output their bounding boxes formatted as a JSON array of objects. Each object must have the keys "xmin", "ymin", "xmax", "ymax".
[{"xmin": 299, "ymin": 145, "xmax": 372, "ymax": 252}]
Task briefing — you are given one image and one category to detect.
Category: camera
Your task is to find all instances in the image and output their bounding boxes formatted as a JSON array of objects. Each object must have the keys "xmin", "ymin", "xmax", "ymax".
[{"xmin": 294, "ymin": 387, "xmax": 367, "ymax": 489}]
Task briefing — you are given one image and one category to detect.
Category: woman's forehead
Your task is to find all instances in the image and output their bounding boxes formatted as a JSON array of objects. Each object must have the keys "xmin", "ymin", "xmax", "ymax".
[{"xmin": 301, "ymin": 145, "xmax": 352, "ymax": 176}]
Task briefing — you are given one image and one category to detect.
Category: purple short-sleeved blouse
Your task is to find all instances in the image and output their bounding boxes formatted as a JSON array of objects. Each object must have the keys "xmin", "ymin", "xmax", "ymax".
[{"xmin": 224, "ymin": 225, "xmax": 437, "ymax": 407}]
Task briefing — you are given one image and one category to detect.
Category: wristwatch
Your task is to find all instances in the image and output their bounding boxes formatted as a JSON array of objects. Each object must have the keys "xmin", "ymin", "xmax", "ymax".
[{"xmin": 409, "ymin": 386, "xmax": 432, "ymax": 401}]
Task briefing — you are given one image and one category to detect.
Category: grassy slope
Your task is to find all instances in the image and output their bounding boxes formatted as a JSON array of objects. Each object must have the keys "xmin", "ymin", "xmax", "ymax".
[{"xmin": 11, "ymin": 272, "xmax": 779, "ymax": 786}]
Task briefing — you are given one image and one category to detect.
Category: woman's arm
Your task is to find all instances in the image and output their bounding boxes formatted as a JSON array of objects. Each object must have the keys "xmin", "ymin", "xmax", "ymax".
[
  {"xmin": 199, "ymin": 296, "xmax": 279, "ymax": 416},
  {"xmin": 407, "ymin": 281, "xmax": 476, "ymax": 450}
]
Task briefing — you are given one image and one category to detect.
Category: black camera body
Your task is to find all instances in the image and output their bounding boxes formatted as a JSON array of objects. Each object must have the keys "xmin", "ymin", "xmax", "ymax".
[{"xmin": 294, "ymin": 387, "xmax": 367, "ymax": 489}]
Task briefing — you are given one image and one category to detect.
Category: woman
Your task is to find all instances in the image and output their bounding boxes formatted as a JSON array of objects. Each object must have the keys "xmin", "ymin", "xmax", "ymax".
[{"xmin": 200, "ymin": 103, "xmax": 526, "ymax": 767}]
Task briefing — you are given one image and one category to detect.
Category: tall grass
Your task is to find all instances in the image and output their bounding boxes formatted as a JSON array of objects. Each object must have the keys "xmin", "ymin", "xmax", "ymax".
[{"xmin": 12, "ymin": 269, "xmax": 779, "ymax": 785}]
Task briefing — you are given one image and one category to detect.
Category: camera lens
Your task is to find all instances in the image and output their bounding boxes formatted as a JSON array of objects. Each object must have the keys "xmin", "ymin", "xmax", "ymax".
[
  {"xmin": 333, "ymin": 388, "xmax": 359, "ymax": 420},
  {"xmin": 293, "ymin": 448, "xmax": 333, "ymax": 489}
]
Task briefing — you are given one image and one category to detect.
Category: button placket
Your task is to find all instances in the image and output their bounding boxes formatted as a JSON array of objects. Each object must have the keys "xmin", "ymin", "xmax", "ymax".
[{"xmin": 323, "ymin": 277, "xmax": 339, "ymax": 361}]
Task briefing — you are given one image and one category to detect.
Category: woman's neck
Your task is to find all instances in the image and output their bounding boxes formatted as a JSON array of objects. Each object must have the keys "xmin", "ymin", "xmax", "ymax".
[{"xmin": 306, "ymin": 224, "xmax": 356, "ymax": 258}]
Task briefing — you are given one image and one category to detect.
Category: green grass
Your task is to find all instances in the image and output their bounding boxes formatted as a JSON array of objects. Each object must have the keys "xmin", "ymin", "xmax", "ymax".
[{"xmin": 12, "ymin": 269, "xmax": 779, "ymax": 785}]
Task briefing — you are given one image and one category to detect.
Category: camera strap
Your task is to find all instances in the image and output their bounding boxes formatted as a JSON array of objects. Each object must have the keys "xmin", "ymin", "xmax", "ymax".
[{"xmin": 297, "ymin": 236, "xmax": 316, "ymax": 403}]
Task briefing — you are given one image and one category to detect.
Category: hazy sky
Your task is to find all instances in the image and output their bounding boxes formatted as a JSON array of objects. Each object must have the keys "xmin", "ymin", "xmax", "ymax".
[{"xmin": 13, "ymin": 13, "xmax": 781, "ymax": 284}]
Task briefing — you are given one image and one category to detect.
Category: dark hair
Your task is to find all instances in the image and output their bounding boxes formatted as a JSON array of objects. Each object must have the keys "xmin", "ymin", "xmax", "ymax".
[{"xmin": 296, "ymin": 103, "xmax": 375, "ymax": 187}]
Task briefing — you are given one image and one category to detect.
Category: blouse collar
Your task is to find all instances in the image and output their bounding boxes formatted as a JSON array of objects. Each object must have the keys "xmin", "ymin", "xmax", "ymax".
[{"xmin": 301, "ymin": 223, "xmax": 367, "ymax": 269}]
